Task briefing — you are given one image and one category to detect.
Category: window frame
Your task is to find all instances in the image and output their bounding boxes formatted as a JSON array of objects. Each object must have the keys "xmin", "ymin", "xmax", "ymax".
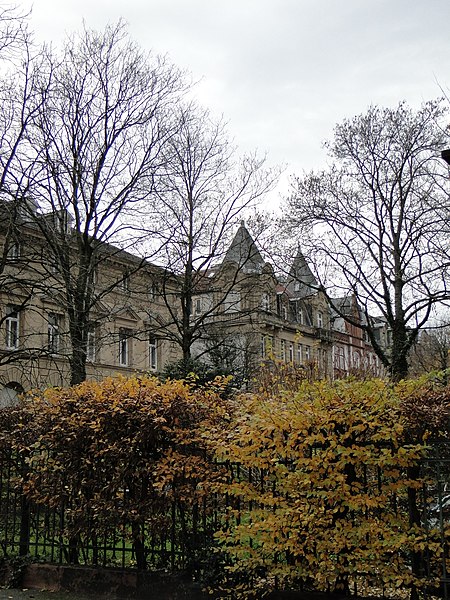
[
  {"xmin": 317, "ymin": 311, "xmax": 323, "ymax": 328},
  {"xmin": 305, "ymin": 345, "xmax": 311, "ymax": 361},
  {"xmin": 47, "ymin": 313, "xmax": 61, "ymax": 354},
  {"xmin": 149, "ymin": 335, "xmax": 158, "ymax": 370},
  {"xmin": 223, "ymin": 291, "xmax": 241, "ymax": 314},
  {"xmin": 120, "ymin": 270, "xmax": 130, "ymax": 292},
  {"xmin": 261, "ymin": 293, "xmax": 270, "ymax": 312},
  {"xmin": 86, "ymin": 328, "xmax": 96, "ymax": 362},
  {"xmin": 5, "ymin": 306, "xmax": 19, "ymax": 350},
  {"xmin": 119, "ymin": 328, "xmax": 132, "ymax": 367}
]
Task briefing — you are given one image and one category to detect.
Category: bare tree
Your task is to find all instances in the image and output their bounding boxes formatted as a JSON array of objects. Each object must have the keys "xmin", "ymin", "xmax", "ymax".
[
  {"xmin": 0, "ymin": 4, "xmax": 29, "ymax": 60},
  {"xmin": 410, "ymin": 320, "xmax": 450, "ymax": 377},
  {"xmin": 144, "ymin": 102, "xmax": 280, "ymax": 365},
  {"xmin": 283, "ymin": 100, "xmax": 450, "ymax": 380},
  {"xmin": 20, "ymin": 22, "xmax": 187, "ymax": 385},
  {"xmin": 0, "ymin": 6, "xmax": 54, "ymax": 378}
]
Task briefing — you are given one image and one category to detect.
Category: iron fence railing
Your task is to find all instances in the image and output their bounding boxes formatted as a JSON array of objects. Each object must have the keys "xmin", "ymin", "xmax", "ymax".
[
  {"xmin": 2, "ymin": 447, "xmax": 450, "ymax": 597},
  {"xmin": 0, "ymin": 448, "xmax": 222, "ymax": 571}
]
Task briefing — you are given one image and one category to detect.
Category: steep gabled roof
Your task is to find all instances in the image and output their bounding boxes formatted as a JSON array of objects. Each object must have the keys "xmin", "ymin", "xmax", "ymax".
[
  {"xmin": 223, "ymin": 222, "xmax": 265, "ymax": 274},
  {"xmin": 332, "ymin": 296, "xmax": 355, "ymax": 317},
  {"xmin": 286, "ymin": 249, "xmax": 318, "ymax": 298}
]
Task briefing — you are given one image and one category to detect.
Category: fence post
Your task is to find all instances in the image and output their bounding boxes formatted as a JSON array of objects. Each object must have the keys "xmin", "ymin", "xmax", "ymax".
[{"xmin": 18, "ymin": 456, "xmax": 30, "ymax": 556}]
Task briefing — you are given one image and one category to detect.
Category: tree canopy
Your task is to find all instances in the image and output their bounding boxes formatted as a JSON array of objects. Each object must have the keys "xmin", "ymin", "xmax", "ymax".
[{"xmin": 283, "ymin": 100, "xmax": 450, "ymax": 379}]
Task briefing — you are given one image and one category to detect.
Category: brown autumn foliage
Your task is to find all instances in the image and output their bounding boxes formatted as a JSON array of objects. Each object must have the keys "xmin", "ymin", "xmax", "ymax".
[
  {"xmin": 1, "ymin": 369, "xmax": 450, "ymax": 598},
  {"xmin": 0, "ymin": 374, "xmax": 234, "ymax": 563}
]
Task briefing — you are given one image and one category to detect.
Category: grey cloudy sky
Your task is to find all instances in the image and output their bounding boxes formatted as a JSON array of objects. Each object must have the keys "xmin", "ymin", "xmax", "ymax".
[{"xmin": 28, "ymin": 0, "xmax": 450, "ymax": 206}]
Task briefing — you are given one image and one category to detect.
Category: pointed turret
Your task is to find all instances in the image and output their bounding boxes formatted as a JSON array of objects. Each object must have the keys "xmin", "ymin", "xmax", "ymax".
[{"xmin": 223, "ymin": 221, "xmax": 265, "ymax": 273}]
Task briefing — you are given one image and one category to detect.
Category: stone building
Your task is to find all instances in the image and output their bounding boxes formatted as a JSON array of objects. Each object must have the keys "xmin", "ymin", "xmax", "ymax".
[
  {"xmin": 331, "ymin": 295, "xmax": 383, "ymax": 378},
  {"xmin": 0, "ymin": 214, "xmax": 386, "ymax": 404},
  {"xmin": 190, "ymin": 223, "xmax": 333, "ymax": 381},
  {"xmin": 0, "ymin": 201, "xmax": 178, "ymax": 405}
]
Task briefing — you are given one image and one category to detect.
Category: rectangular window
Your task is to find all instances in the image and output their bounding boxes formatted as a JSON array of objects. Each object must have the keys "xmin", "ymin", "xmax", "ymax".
[
  {"xmin": 89, "ymin": 268, "xmax": 97, "ymax": 289},
  {"xmin": 261, "ymin": 335, "xmax": 273, "ymax": 358},
  {"xmin": 86, "ymin": 328, "xmax": 96, "ymax": 362},
  {"xmin": 119, "ymin": 329, "xmax": 131, "ymax": 366},
  {"xmin": 261, "ymin": 293, "xmax": 270, "ymax": 312},
  {"xmin": 149, "ymin": 282, "xmax": 158, "ymax": 300},
  {"xmin": 149, "ymin": 336, "xmax": 158, "ymax": 370},
  {"xmin": 305, "ymin": 345, "xmax": 311, "ymax": 361},
  {"xmin": 297, "ymin": 343, "xmax": 302, "ymax": 364},
  {"xmin": 5, "ymin": 306, "xmax": 19, "ymax": 349},
  {"xmin": 224, "ymin": 291, "xmax": 241, "ymax": 313},
  {"xmin": 48, "ymin": 313, "xmax": 61, "ymax": 353},
  {"xmin": 121, "ymin": 270, "xmax": 130, "ymax": 291},
  {"xmin": 50, "ymin": 257, "xmax": 59, "ymax": 275},
  {"xmin": 317, "ymin": 311, "xmax": 323, "ymax": 328},
  {"xmin": 280, "ymin": 339, "xmax": 286, "ymax": 362},
  {"xmin": 297, "ymin": 306, "xmax": 303, "ymax": 324},
  {"xmin": 289, "ymin": 342, "xmax": 294, "ymax": 362},
  {"xmin": 195, "ymin": 297, "xmax": 202, "ymax": 315}
]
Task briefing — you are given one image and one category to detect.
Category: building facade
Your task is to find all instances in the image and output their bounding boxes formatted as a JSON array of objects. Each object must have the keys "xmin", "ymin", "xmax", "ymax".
[
  {"xmin": 191, "ymin": 223, "xmax": 334, "ymax": 381},
  {"xmin": 0, "ymin": 216, "xmax": 386, "ymax": 404},
  {"xmin": 0, "ymin": 203, "xmax": 178, "ymax": 405}
]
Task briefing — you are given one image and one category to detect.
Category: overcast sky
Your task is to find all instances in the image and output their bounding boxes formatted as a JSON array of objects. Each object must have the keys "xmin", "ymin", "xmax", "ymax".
[{"xmin": 28, "ymin": 0, "xmax": 450, "ymax": 208}]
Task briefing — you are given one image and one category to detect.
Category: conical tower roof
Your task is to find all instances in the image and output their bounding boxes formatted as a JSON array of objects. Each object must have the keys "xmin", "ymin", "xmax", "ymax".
[{"xmin": 223, "ymin": 222, "xmax": 265, "ymax": 273}]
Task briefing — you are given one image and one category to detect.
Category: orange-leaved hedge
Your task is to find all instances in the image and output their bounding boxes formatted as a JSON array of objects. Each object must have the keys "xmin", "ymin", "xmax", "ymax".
[
  {"xmin": 0, "ymin": 374, "xmax": 233, "ymax": 543},
  {"xmin": 212, "ymin": 375, "xmax": 450, "ymax": 599}
]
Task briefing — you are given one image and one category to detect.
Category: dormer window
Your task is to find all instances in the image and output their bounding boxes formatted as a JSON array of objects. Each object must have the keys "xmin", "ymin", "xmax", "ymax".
[
  {"xmin": 317, "ymin": 311, "xmax": 323, "ymax": 328},
  {"xmin": 6, "ymin": 242, "xmax": 20, "ymax": 260},
  {"xmin": 55, "ymin": 209, "xmax": 74, "ymax": 234},
  {"xmin": 224, "ymin": 291, "xmax": 241, "ymax": 314}
]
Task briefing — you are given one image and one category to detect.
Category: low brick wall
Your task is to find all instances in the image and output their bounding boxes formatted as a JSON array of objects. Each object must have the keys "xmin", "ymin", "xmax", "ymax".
[
  {"xmin": 20, "ymin": 564, "xmax": 348, "ymax": 600},
  {"xmin": 21, "ymin": 564, "xmax": 208, "ymax": 599}
]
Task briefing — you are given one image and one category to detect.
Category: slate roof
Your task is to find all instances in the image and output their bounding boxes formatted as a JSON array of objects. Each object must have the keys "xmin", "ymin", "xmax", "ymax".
[
  {"xmin": 286, "ymin": 249, "xmax": 319, "ymax": 298},
  {"xmin": 222, "ymin": 221, "xmax": 265, "ymax": 273}
]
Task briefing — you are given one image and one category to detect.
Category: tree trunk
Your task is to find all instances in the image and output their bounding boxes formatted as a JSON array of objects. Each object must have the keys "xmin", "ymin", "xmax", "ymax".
[
  {"xmin": 132, "ymin": 523, "xmax": 146, "ymax": 570},
  {"xmin": 70, "ymin": 342, "xmax": 87, "ymax": 386},
  {"xmin": 390, "ymin": 321, "xmax": 409, "ymax": 381},
  {"xmin": 68, "ymin": 290, "xmax": 89, "ymax": 386}
]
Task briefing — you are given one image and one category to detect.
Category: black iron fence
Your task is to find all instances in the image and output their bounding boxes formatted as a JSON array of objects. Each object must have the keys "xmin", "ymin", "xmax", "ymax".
[
  {"xmin": 0, "ymin": 448, "xmax": 222, "ymax": 572},
  {"xmin": 2, "ymin": 447, "xmax": 450, "ymax": 597}
]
